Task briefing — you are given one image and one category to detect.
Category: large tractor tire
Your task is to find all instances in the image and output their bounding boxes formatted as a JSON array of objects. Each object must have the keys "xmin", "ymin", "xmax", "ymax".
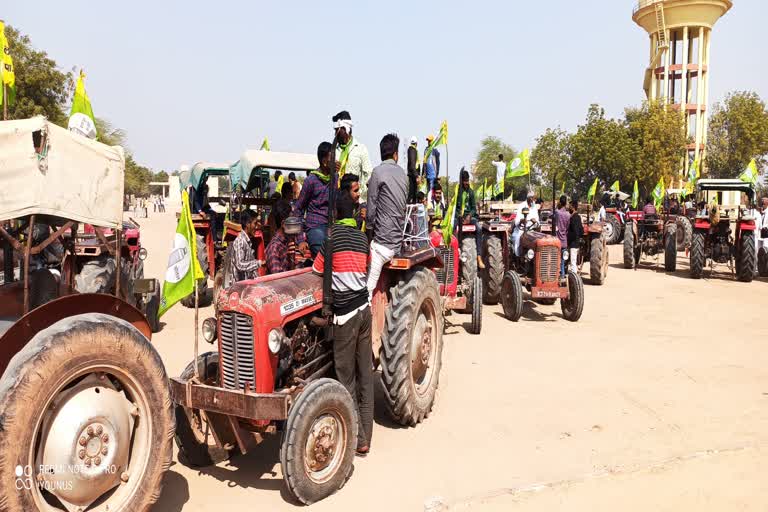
[
  {"xmin": 676, "ymin": 216, "xmax": 693, "ymax": 251},
  {"xmin": 561, "ymin": 271, "xmax": 585, "ymax": 322},
  {"xmin": 182, "ymin": 235, "xmax": 212, "ymax": 308},
  {"xmin": 460, "ymin": 236, "xmax": 478, "ymax": 312},
  {"xmin": 623, "ymin": 223, "xmax": 636, "ymax": 269},
  {"xmin": 589, "ymin": 234, "xmax": 607, "ymax": 285},
  {"xmin": 0, "ymin": 314, "xmax": 173, "ymax": 512},
  {"xmin": 664, "ymin": 223, "xmax": 678, "ymax": 272},
  {"xmin": 758, "ymin": 246, "xmax": 768, "ymax": 277},
  {"xmin": 380, "ymin": 267, "xmax": 443, "ymax": 427},
  {"xmin": 501, "ymin": 271, "xmax": 523, "ymax": 322},
  {"xmin": 469, "ymin": 276, "xmax": 483, "ymax": 335},
  {"xmin": 690, "ymin": 230, "xmax": 706, "ymax": 279},
  {"xmin": 280, "ymin": 378, "xmax": 357, "ymax": 505},
  {"xmin": 175, "ymin": 352, "xmax": 235, "ymax": 468},
  {"xmin": 482, "ymin": 235, "xmax": 504, "ymax": 305},
  {"xmin": 737, "ymin": 231, "xmax": 756, "ymax": 283},
  {"xmin": 605, "ymin": 215, "xmax": 621, "ymax": 245}
]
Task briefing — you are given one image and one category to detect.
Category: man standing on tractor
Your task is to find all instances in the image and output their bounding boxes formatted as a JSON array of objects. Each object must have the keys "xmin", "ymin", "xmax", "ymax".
[
  {"xmin": 312, "ymin": 194, "xmax": 374, "ymax": 457},
  {"xmin": 229, "ymin": 209, "xmax": 265, "ymax": 283},
  {"xmin": 269, "ymin": 170, "xmax": 283, "ymax": 197},
  {"xmin": 366, "ymin": 133, "xmax": 408, "ymax": 298},
  {"xmin": 407, "ymin": 136, "xmax": 420, "ymax": 203},
  {"xmin": 294, "ymin": 142, "xmax": 332, "ymax": 257},
  {"xmin": 512, "ymin": 191, "xmax": 539, "ymax": 257},
  {"xmin": 567, "ymin": 197, "xmax": 584, "ymax": 274},
  {"xmin": 333, "ymin": 111, "xmax": 373, "ymax": 199},
  {"xmin": 266, "ymin": 201, "xmax": 309, "ymax": 274},
  {"xmin": 456, "ymin": 168, "xmax": 485, "ymax": 269},
  {"xmin": 289, "ymin": 171, "xmax": 302, "ymax": 199},
  {"xmin": 423, "ymin": 134, "xmax": 440, "ymax": 193},
  {"xmin": 491, "ymin": 154, "xmax": 506, "ymax": 201},
  {"xmin": 554, "ymin": 195, "xmax": 571, "ymax": 276}
]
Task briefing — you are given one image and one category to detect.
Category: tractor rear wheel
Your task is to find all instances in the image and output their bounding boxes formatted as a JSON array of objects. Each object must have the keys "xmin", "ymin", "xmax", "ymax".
[
  {"xmin": 380, "ymin": 267, "xmax": 443, "ymax": 426},
  {"xmin": 501, "ymin": 271, "xmax": 523, "ymax": 322},
  {"xmin": 460, "ymin": 236, "xmax": 478, "ymax": 312},
  {"xmin": 737, "ymin": 231, "xmax": 756, "ymax": 282},
  {"xmin": 623, "ymin": 223, "xmax": 635, "ymax": 269},
  {"xmin": 605, "ymin": 215, "xmax": 621, "ymax": 245},
  {"xmin": 174, "ymin": 352, "xmax": 235, "ymax": 467},
  {"xmin": 182, "ymin": 235, "xmax": 212, "ymax": 308},
  {"xmin": 469, "ymin": 276, "xmax": 482, "ymax": 335},
  {"xmin": 664, "ymin": 223, "xmax": 678, "ymax": 272},
  {"xmin": 561, "ymin": 271, "xmax": 584, "ymax": 322},
  {"xmin": 589, "ymin": 234, "xmax": 607, "ymax": 285},
  {"xmin": 691, "ymin": 230, "xmax": 706, "ymax": 279},
  {"xmin": 280, "ymin": 378, "xmax": 356, "ymax": 505},
  {"xmin": 759, "ymin": 246, "xmax": 768, "ymax": 277},
  {"xmin": 0, "ymin": 314, "xmax": 173, "ymax": 512},
  {"xmin": 483, "ymin": 235, "xmax": 504, "ymax": 305},
  {"xmin": 676, "ymin": 216, "xmax": 692, "ymax": 251}
]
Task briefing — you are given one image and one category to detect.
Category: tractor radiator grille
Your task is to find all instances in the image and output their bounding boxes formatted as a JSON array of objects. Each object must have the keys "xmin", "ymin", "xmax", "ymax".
[
  {"xmin": 434, "ymin": 247, "xmax": 455, "ymax": 285},
  {"xmin": 219, "ymin": 312, "xmax": 255, "ymax": 391},
  {"xmin": 537, "ymin": 246, "xmax": 559, "ymax": 284}
]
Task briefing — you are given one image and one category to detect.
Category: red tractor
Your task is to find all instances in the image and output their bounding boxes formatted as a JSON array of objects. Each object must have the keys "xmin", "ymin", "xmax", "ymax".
[
  {"xmin": 623, "ymin": 208, "xmax": 678, "ymax": 272},
  {"xmin": 501, "ymin": 208, "xmax": 585, "ymax": 322},
  {"xmin": 171, "ymin": 149, "xmax": 459, "ymax": 505},
  {"xmin": 689, "ymin": 179, "xmax": 758, "ymax": 282},
  {"xmin": 480, "ymin": 202, "xmax": 516, "ymax": 304}
]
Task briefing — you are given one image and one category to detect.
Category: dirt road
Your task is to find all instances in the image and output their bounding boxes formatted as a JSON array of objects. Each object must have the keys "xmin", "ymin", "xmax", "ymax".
[{"xmin": 142, "ymin": 210, "xmax": 767, "ymax": 511}]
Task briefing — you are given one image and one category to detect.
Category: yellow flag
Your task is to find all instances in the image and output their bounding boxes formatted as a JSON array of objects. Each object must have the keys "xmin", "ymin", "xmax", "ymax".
[
  {"xmin": 436, "ymin": 120, "xmax": 448, "ymax": 146},
  {"xmin": 0, "ymin": 21, "xmax": 16, "ymax": 105}
]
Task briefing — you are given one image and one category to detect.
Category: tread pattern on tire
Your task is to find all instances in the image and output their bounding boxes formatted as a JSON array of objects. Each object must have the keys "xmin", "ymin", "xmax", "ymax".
[
  {"xmin": 483, "ymin": 235, "xmax": 504, "ymax": 304},
  {"xmin": 623, "ymin": 223, "xmax": 635, "ymax": 269},
  {"xmin": 380, "ymin": 268, "xmax": 443, "ymax": 427},
  {"xmin": 460, "ymin": 236, "xmax": 478, "ymax": 312},
  {"xmin": 470, "ymin": 277, "xmax": 482, "ymax": 335},
  {"xmin": 691, "ymin": 230, "xmax": 706, "ymax": 279},
  {"xmin": 501, "ymin": 271, "xmax": 523, "ymax": 322},
  {"xmin": 665, "ymin": 224, "xmax": 677, "ymax": 272},
  {"xmin": 589, "ymin": 235, "xmax": 606, "ymax": 285},
  {"xmin": 561, "ymin": 271, "xmax": 584, "ymax": 322},
  {"xmin": 606, "ymin": 216, "xmax": 621, "ymax": 245},
  {"xmin": 676, "ymin": 216, "xmax": 692, "ymax": 250},
  {"xmin": 737, "ymin": 232, "xmax": 755, "ymax": 282}
]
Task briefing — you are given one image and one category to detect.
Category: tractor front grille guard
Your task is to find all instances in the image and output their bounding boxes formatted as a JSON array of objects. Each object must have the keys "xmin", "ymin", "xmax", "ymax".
[
  {"xmin": 434, "ymin": 246, "xmax": 455, "ymax": 285},
  {"xmin": 537, "ymin": 245, "xmax": 559, "ymax": 284},
  {"xmin": 219, "ymin": 311, "xmax": 256, "ymax": 391}
]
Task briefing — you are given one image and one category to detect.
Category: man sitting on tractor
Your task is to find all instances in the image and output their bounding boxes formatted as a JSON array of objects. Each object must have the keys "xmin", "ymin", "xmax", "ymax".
[
  {"xmin": 294, "ymin": 142, "xmax": 333, "ymax": 257},
  {"xmin": 228, "ymin": 209, "xmax": 265, "ymax": 284},
  {"xmin": 265, "ymin": 200, "xmax": 310, "ymax": 274},
  {"xmin": 455, "ymin": 168, "xmax": 485, "ymax": 269},
  {"xmin": 642, "ymin": 196, "xmax": 657, "ymax": 216},
  {"xmin": 312, "ymin": 194, "xmax": 374, "ymax": 457},
  {"xmin": 192, "ymin": 182, "xmax": 221, "ymax": 242},
  {"xmin": 366, "ymin": 133, "xmax": 407, "ymax": 298},
  {"xmin": 512, "ymin": 191, "xmax": 539, "ymax": 257}
]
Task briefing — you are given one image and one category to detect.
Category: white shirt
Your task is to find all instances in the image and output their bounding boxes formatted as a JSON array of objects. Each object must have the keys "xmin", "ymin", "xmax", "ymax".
[
  {"xmin": 514, "ymin": 200, "xmax": 539, "ymax": 227},
  {"xmin": 336, "ymin": 137, "xmax": 373, "ymax": 199},
  {"xmin": 492, "ymin": 161, "xmax": 506, "ymax": 184},
  {"xmin": 598, "ymin": 205, "xmax": 606, "ymax": 222}
]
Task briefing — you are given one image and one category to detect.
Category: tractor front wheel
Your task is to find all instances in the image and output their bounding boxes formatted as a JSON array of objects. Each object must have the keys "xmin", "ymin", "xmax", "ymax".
[
  {"xmin": 561, "ymin": 271, "xmax": 585, "ymax": 322},
  {"xmin": 664, "ymin": 223, "xmax": 678, "ymax": 272},
  {"xmin": 483, "ymin": 235, "xmax": 504, "ymax": 304},
  {"xmin": 590, "ymin": 235, "xmax": 607, "ymax": 285},
  {"xmin": 691, "ymin": 230, "xmax": 706, "ymax": 279},
  {"xmin": 676, "ymin": 216, "xmax": 692, "ymax": 251},
  {"xmin": 469, "ymin": 276, "xmax": 482, "ymax": 335},
  {"xmin": 501, "ymin": 271, "xmax": 523, "ymax": 322},
  {"xmin": 737, "ymin": 231, "xmax": 756, "ymax": 282},
  {"xmin": 380, "ymin": 267, "xmax": 443, "ymax": 426},
  {"xmin": 623, "ymin": 223, "xmax": 636, "ymax": 269},
  {"xmin": 758, "ymin": 246, "xmax": 768, "ymax": 277},
  {"xmin": 280, "ymin": 378, "xmax": 357, "ymax": 505},
  {"xmin": 460, "ymin": 236, "xmax": 478, "ymax": 312}
]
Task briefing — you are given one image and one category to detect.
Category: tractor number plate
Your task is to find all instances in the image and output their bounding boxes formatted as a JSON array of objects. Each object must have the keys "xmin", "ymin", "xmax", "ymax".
[
  {"xmin": 280, "ymin": 295, "xmax": 316, "ymax": 316},
  {"xmin": 532, "ymin": 288, "xmax": 564, "ymax": 299}
]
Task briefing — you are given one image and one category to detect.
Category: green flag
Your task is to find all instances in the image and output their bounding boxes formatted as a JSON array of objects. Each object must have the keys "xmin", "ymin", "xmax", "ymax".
[
  {"xmin": 587, "ymin": 177, "xmax": 598, "ymax": 204},
  {"xmin": 688, "ymin": 157, "xmax": 700, "ymax": 184},
  {"xmin": 440, "ymin": 184, "xmax": 459, "ymax": 245},
  {"xmin": 652, "ymin": 176, "xmax": 665, "ymax": 208},
  {"xmin": 739, "ymin": 159, "xmax": 758, "ymax": 187},
  {"xmin": 484, "ymin": 178, "xmax": 492, "ymax": 201},
  {"xmin": 610, "ymin": 180, "xmax": 620, "ymax": 193},
  {"xmin": 435, "ymin": 120, "xmax": 448, "ymax": 146},
  {"xmin": 159, "ymin": 191, "xmax": 206, "ymax": 317},
  {"xmin": 632, "ymin": 179, "xmax": 639, "ymax": 209},
  {"xmin": 475, "ymin": 180, "xmax": 484, "ymax": 203},
  {"xmin": 506, "ymin": 149, "xmax": 530, "ymax": 178},
  {"xmin": 260, "ymin": 137, "xmax": 270, "ymax": 151},
  {"xmin": 493, "ymin": 181, "xmax": 503, "ymax": 199},
  {"xmin": 68, "ymin": 71, "xmax": 97, "ymax": 139}
]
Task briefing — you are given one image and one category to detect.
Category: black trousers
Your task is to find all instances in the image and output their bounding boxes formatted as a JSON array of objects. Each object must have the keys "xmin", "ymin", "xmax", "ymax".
[
  {"xmin": 332, "ymin": 306, "xmax": 374, "ymax": 448},
  {"xmin": 459, "ymin": 218, "xmax": 483, "ymax": 258},
  {"xmin": 407, "ymin": 174, "xmax": 419, "ymax": 203}
]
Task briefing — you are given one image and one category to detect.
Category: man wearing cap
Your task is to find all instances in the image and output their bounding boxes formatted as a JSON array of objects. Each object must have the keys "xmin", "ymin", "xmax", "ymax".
[
  {"xmin": 333, "ymin": 111, "xmax": 373, "ymax": 199},
  {"xmin": 512, "ymin": 190, "xmax": 540, "ymax": 258},
  {"xmin": 423, "ymin": 135, "xmax": 441, "ymax": 193},
  {"xmin": 407, "ymin": 136, "xmax": 420, "ymax": 203}
]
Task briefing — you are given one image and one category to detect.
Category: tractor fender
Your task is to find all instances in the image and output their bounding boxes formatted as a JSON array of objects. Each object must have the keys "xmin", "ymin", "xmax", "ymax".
[{"xmin": 0, "ymin": 293, "xmax": 151, "ymax": 377}]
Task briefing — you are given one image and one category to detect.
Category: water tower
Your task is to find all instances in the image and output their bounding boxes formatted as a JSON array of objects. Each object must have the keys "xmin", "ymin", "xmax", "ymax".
[{"xmin": 632, "ymin": 0, "xmax": 732, "ymax": 176}]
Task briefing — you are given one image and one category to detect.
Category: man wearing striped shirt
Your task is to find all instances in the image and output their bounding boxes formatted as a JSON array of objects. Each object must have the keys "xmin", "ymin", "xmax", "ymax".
[{"xmin": 312, "ymin": 194, "xmax": 373, "ymax": 456}]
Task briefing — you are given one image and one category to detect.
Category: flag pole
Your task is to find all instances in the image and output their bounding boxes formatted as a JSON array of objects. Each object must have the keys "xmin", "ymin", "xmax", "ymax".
[
  {"xmin": 2, "ymin": 83, "xmax": 6, "ymax": 121},
  {"xmin": 193, "ymin": 279, "xmax": 200, "ymax": 381}
]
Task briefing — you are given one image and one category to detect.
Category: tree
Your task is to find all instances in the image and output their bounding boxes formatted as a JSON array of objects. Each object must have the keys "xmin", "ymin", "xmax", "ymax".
[
  {"xmin": 3, "ymin": 25, "xmax": 72, "ymax": 124},
  {"xmin": 473, "ymin": 136, "xmax": 533, "ymax": 201},
  {"xmin": 532, "ymin": 128, "xmax": 571, "ymax": 191},
  {"xmin": 706, "ymin": 91, "xmax": 768, "ymax": 178},
  {"xmin": 625, "ymin": 100, "xmax": 687, "ymax": 190},
  {"xmin": 568, "ymin": 105, "xmax": 639, "ymax": 199}
]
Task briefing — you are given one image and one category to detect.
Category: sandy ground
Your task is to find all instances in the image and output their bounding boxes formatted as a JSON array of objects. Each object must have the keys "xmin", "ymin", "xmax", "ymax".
[{"xmin": 140, "ymin": 209, "xmax": 768, "ymax": 512}]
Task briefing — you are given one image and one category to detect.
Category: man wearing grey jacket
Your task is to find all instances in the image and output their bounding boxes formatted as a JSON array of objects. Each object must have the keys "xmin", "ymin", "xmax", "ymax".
[{"xmin": 366, "ymin": 133, "xmax": 408, "ymax": 297}]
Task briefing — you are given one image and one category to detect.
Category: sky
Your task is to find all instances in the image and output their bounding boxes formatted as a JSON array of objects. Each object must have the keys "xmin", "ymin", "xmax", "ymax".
[{"xmin": 5, "ymin": 1, "xmax": 767, "ymax": 178}]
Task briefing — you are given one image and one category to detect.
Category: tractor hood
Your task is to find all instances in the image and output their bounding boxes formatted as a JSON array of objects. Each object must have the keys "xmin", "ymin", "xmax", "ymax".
[{"xmin": 217, "ymin": 268, "xmax": 323, "ymax": 324}]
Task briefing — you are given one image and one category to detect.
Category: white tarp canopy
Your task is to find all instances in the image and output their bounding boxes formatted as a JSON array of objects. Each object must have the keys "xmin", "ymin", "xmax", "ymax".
[
  {"xmin": 0, "ymin": 117, "xmax": 125, "ymax": 228},
  {"xmin": 231, "ymin": 150, "xmax": 318, "ymax": 189}
]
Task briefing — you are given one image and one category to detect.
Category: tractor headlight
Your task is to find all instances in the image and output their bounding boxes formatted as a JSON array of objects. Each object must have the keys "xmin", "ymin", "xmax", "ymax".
[
  {"xmin": 268, "ymin": 328, "xmax": 285, "ymax": 354},
  {"xmin": 138, "ymin": 248, "xmax": 148, "ymax": 261},
  {"xmin": 526, "ymin": 249, "xmax": 535, "ymax": 261},
  {"xmin": 202, "ymin": 317, "xmax": 217, "ymax": 343}
]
